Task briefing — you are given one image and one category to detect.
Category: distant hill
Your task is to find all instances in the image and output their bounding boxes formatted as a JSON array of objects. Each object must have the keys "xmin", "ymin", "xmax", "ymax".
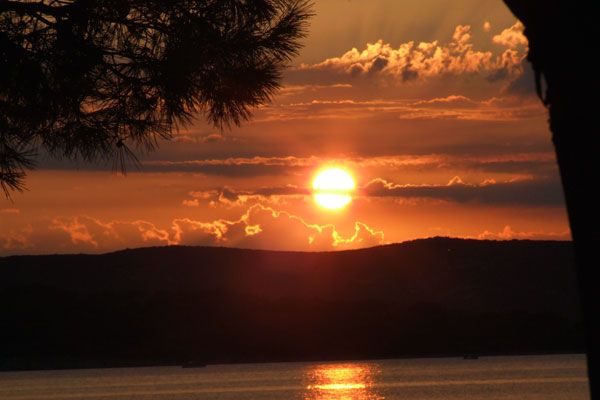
[{"xmin": 0, "ymin": 238, "xmax": 584, "ymax": 370}]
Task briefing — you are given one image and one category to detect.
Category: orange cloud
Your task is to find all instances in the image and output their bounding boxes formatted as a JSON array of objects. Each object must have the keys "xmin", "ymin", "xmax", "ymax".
[
  {"xmin": 51, "ymin": 217, "xmax": 101, "ymax": 247},
  {"xmin": 252, "ymin": 94, "xmax": 543, "ymax": 123},
  {"xmin": 1, "ymin": 224, "xmax": 32, "ymax": 250},
  {"xmin": 165, "ymin": 152, "xmax": 555, "ymax": 183},
  {"xmin": 1, "ymin": 205, "xmax": 385, "ymax": 254},
  {"xmin": 182, "ymin": 199, "xmax": 200, "ymax": 207},
  {"xmin": 410, "ymin": 95, "xmax": 478, "ymax": 108},
  {"xmin": 229, "ymin": 204, "xmax": 385, "ymax": 250},
  {"xmin": 476, "ymin": 225, "xmax": 571, "ymax": 241},
  {"xmin": 492, "ymin": 22, "xmax": 527, "ymax": 49},
  {"xmin": 278, "ymin": 83, "xmax": 353, "ymax": 96},
  {"xmin": 49, "ymin": 216, "xmax": 177, "ymax": 249},
  {"xmin": 298, "ymin": 23, "xmax": 527, "ymax": 83}
]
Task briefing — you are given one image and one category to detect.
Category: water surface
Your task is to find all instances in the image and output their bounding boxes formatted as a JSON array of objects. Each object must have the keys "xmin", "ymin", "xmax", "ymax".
[{"xmin": 0, "ymin": 354, "xmax": 589, "ymax": 399}]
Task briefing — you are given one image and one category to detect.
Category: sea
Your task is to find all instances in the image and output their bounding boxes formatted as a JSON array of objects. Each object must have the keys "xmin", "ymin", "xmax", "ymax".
[{"xmin": 0, "ymin": 354, "xmax": 589, "ymax": 400}]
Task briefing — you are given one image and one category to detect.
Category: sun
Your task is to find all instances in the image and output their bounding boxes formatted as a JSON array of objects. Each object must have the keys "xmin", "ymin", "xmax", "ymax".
[{"xmin": 312, "ymin": 168, "xmax": 356, "ymax": 210}]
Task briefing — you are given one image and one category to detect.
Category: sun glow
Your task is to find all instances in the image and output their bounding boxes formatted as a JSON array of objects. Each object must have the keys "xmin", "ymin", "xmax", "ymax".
[{"xmin": 312, "ymin": 168, "xmax": 356, "ymax": 210}]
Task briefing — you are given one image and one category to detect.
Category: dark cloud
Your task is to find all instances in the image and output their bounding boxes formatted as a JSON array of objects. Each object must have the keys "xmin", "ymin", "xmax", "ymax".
[
  {"xmin": 401, "ymin": 66, "xmax": 419, "ymax": 82},
  {"xmin": 486, "ymin": 68, "xmax": 509, "ymax": 82},
  {"xmin": 182, "ymin": 172, "xmax": 565, "ymax": 208},
  {"xmin": 140, "ymin": 153, "xmax": 559, "ymax": 180},
  {"xmin": 361, "ymin": 177, "xmax": 564, "ymax": 206},
  {"xmin": 471, "ymin": 159, "xmax": 556, "ymax": 175},
  {"xmin": 143, "ymin": 162, "xmax": 309, "ymax": 177},
  {"xmin": 187, "ymin": 185, "xmax": 310, "ymax": 207},
  {"xmin": 369, "ymin": 56, "xmax": 389, "ymax": 73},
  {"xmin": 504, "ymin": 62, "xmax": 537, "ymax": 96}
]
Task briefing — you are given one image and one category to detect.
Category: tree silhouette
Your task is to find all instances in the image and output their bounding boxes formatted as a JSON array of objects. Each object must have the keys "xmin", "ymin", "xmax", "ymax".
[
  {"xmin": 0, "ymin": 0, "xmax": 312, "ymax": 196},
  {"xmin": 503, "ymin": 1, "xmax": 599, "ymax": 397}
]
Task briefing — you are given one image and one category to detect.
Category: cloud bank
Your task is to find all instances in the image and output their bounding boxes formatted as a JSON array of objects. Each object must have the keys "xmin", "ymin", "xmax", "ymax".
[
  {"xmin": 1, "ymin": 205, "xmax": 385, "ymax": 254},
  {"xmin": 296, "ymin": 23, "xmax": 527, "ymax": 84}
]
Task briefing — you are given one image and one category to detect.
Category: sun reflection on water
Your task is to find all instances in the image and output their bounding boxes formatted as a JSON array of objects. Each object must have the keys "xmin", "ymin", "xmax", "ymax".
[{"xmin": 304, "ymin": 363, "xmax": 382, "ymax": 400}]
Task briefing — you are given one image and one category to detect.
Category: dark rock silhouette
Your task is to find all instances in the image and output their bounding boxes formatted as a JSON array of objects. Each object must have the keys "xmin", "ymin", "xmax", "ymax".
[
  {"xmin": 503, "ymin": 1, "xmax": 599, "ymax": 396},
  {"xmin": 0, "ymin": 238, "xmax": 584, "ymax": 370}
]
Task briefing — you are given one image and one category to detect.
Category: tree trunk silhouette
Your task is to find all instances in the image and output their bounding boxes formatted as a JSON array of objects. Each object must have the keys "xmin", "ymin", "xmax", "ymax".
[{"xmin": 503, "ymin": 1, "xmax": 599, "ymax": 397}]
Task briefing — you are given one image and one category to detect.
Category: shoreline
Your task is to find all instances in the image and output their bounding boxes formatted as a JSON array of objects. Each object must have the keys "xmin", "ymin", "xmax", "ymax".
[{"xmin": 0, "ymin": 351, "xmax": 587, "ymax": 373}]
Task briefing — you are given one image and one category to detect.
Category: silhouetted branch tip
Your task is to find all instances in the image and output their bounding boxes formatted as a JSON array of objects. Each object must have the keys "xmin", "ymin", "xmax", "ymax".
[{"xmin": 0, "ymin": 0, "xmax": 313, "ymax": 193}]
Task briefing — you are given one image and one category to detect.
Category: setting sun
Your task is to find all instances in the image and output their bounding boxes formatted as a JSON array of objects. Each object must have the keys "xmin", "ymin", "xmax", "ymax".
[{"xmin": 312, "ymin": 168, "xmax": 356, "ymax": 210}]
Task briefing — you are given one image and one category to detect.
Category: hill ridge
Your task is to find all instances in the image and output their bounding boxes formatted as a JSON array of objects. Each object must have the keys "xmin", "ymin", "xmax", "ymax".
[{"xmin": 0, "ymin": 237, "xmax": 583, "ymax": 370}]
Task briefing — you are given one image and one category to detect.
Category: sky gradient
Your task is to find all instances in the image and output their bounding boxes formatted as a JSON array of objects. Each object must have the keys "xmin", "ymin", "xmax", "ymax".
[{"xmin": 0, "ymin": 0, "xmax": 570, "ymax": 255}]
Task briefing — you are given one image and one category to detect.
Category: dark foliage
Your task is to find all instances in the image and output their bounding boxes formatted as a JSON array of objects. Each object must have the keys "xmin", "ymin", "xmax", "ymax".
[{"xmin": 0, "ymin": 0, "xmax": 312, "ymax": 195}]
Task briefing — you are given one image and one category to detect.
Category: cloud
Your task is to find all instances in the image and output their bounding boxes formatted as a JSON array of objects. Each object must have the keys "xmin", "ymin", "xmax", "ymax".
[
  {"xmin": 226, "ymin": 204, "xmax": 385, "ymax": 251},
  {"xmin": 503, "ymin": 62, "xmax": 537, "ymax": 96},
  {"xmin": 1, "ymin": 205, "xmax": 385, "ymax": 254},
  {"xmin": 278, "ymin": 83, "xmax": 353, "ymax": 96},
  {"xmin": 410, "ymin": 95, "xmax": 479, "ymax": 108},
  {"xmin": 169, "ymin": 130, "xmax": 245, "ymax": 144},
  {"xmin": 492, "ymin": 22, "xmax": 527, "ymax": 49},
  {"xmin": 51, "ymin": 217, "xmax": 101, "ymax": 247},
  {"xmin": 176, "ymin": 161, "xmax": 562, "ymax": 209},
  {"xmin": 143, "ymin": 156, "xmax": 316, "ymax": 176},
  {"xmin": 146, "ymin": 152, "xmax": 556, "ymax": 180},
  {"xmin": 186, "ymin": 185, "xmax": 309, "ymax": 208},
  {"xmin": 49, "ymin": 216, "xmax": 177, "ymax": 250},
  {"xmin": 476, "ymin": 225, "xmax": 570, "ymax": 241},
  {"xmin": 253, "ymin": 92, "xmax": 544, "ymax": 124},
  {"xmin": 182, "ymin": 199, "xmax": 200, "ymax": 207},
  {"xmin": 296, "ymin": 23, "xmax": 527, "ymax": 84},
  {"xmin": 1, "ymin": 224, "xmax": 32, "ymax": 251},
  {"xmin": 361, "ymin": 176, "xmax": 564, "ymax": 206}
]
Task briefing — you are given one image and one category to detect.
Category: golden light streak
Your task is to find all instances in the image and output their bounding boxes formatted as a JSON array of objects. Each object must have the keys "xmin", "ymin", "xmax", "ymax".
[{"xmin": 305, "ymin": 364, "xmax": 379, "ymax": 400}]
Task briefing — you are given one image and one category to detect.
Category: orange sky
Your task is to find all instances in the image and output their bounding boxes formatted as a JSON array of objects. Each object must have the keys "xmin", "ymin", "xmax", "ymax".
[{"xmin": 0, "ymin": 0, "xmax": 571, "ymax": 255}]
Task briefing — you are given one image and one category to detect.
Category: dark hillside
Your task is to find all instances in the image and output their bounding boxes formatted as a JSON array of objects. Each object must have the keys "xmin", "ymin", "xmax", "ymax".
[{"xmin": 0, "ymin": 238, "xmax": 583, "ymax": 370}]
